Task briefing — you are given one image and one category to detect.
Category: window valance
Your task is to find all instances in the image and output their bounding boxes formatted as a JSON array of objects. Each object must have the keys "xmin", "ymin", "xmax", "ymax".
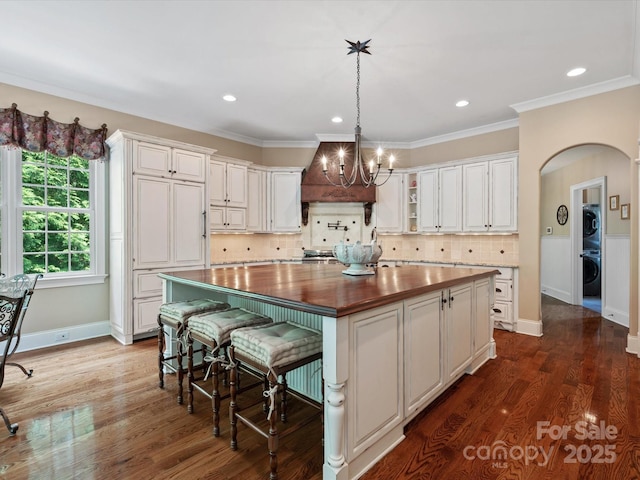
[{"xmin": 0, "ymin": 103, "xmax": 107, "ymax": 160}]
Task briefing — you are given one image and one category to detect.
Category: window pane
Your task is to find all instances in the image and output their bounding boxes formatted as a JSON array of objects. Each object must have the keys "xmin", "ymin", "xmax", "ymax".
[
  {"xmin": 22, "ymin": 163, "xmax": 45, "ymax": 185},
  {"xmin": 69, "ymin": 189, "xmax": 89, "ymax": 208},
  {"xmin": 23, "ymin": 254, "xmax": 45, "ymax": 274},
  {"xmin": 47, "ymin": 212, "xmax": 69, "ymax": 231},
  {"xmin": 70, "ymin": 232, "xmax": 90, "ymax": 250},
  {"xmin": 47, "ymin": 253, "xmax": 68, "ymax": 273},
  {"xmin": 46, "ymin": 187, "xmax": 68, "ymax": 207},
  {"xmin": 70, "ymin": 253, "xmax": 90, "ymax": 271},
  {"xmin": 22, "ymin": 186, "xmax": 45, "ymax": 206},
  {"xmin": 47, "ymin": 154, "xmax": 68, "ymax": 167},
  {"xmin": 23, "ymin": 211, "xmax": 46, "ymax": 230},
  {"xmin": 23, "ymin": 232, "xmax": 45, "ymax": 253},
  {"xmin": 71, "ymin": 213, "xmax": 90, "ymax": 230},
  {"xmin": 69, "ymin": 169, "xmax": 89, "ymax": 188},
  {"xmin": 46, "ymin": 166, "xmax": 68, "ymax": 187},
  {"xmin": 68, "ymin": 156, "xmax": 89, "ymax": 169},
  {"xmin": 23, "ymin": 151, "xmax": 45, "ymax": 165},
  {"xmin": 48, "ymin": 232, "xmax": 69, "ymax": 252}
]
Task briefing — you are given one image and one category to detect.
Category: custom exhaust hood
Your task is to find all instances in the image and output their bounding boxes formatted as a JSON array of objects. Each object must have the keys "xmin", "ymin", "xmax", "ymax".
[{"xmin": 301, "ymin": 142, "xmax": 376, "ymax": 226}]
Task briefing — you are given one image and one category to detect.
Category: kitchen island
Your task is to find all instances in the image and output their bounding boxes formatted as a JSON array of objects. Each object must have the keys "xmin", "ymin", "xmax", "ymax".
[{"xmin": 159, "ymin": 263, "xmax": 497, "ymax": 480}]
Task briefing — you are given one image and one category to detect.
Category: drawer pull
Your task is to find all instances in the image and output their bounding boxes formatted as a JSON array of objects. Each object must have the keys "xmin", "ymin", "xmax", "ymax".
[
  {"xmin": 496, "ymin": 287, "xmax": 502, "ymax": 293},
  {"xmin": 493, "ymin": 308, "xmax": 503, "ymax": 314}
]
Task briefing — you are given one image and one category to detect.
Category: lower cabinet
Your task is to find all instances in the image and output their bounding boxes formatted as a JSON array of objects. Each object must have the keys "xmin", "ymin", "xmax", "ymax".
[{"xmin": 402, "ymin": 278, "xmax": 495, "ymax": 422}]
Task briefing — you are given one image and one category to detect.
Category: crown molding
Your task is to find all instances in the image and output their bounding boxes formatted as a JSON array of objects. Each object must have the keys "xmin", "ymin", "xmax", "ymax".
[
  {"xmin": 409, "ymin": 119, "xmax": 520, "ymax": 149},
  {"xmin": 510, "ymin": 75, "xmax": 640, "ymax": 113}
]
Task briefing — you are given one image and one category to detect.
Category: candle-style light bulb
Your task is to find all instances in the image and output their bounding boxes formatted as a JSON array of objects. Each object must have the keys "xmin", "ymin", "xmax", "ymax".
[
  {"xmin": 369, "ymin": 160, "xmax": 374, "ymax": 174},
  {"xmin": 322, "ymin": 155, "xmax": 327, "ymax": 172},
  {"xmin": 389, "ymin": 155, "xmax": 395, "ymax": 170},
  {"xmin": 376, "ymin": 147, "xmax": 383, "ymax": 166},
  {"xmin": 339, "ymin": 149, "xmax": 345, "ymax": 166}
]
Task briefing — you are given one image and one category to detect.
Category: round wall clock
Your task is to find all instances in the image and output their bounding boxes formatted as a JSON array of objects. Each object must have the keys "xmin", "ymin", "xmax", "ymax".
[{"xmin": 556, "ymin": 204, "xmax": 568, "ymax": 225}]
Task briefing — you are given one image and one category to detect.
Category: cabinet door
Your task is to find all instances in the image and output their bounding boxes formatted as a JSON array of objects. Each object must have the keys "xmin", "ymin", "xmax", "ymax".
[
  {"xmin": 446, "ymin": 282, "xmax": 473, "ymax": 381},
  {"xmin": 404, "ymin": 291, "xmax": 444, "ymax": 416},
  {"xmin": 134, "ymin": 142, "xmax": 172, "ymax": 178},
  {"xmin": 134, "ymin": 297, "xmax": 163, "ymax": 335},
  {"xmin": 489, "ymin": 157, "xmax": 517, "ymax": 231},
  {"xmin": 133, "ymin": 176, "xmax": 172, "ymax": 269},
  {"xmin": 210, "ymin": 206, "xmax": 226, "ymax": 231},
  {"xmin": 210, "ymin": 160, "xmax": 227, "ymax": 206},
  {"xmin": 172, "ymin": 149, "xmax": 206, "ymax": 183},
  {"xmin": 225, "ymin": 207, "xmax": 247, "ymax": 230},
  {"xmin": 247, "ymin": 169, "xmax": 265, "ymax": 231},
  {"xmin": 375, "ymin": 173, "xmax": 403, "ymax": 233},
  {"xmin": 463, "ymin": 162, "xmax": 488, "ymax": 232},
  {"xmin": 418, "ymin": 169, "xmax": 438, "ymax": 232},
  {"xmin": 226, "ymin": 163, "xmax": 248, "ymax": 208},
  {"xmin": 270, "ymin": 171, "xmax": 301, "ymax": 232},
  {"xmin": 438, "ymin": 165, "xmax": 462, "ymax": 232},
  {"xmin": 473, "ymin": 278, "xmax": 492, "ymax": 357},
  {"xmin": 172, "ymin": 182, "xmax": 206, "ymax": 266}
]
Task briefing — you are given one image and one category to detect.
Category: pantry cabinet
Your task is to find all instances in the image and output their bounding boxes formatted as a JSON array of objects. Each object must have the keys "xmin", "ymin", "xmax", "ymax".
[{"xmin": 107, "ymin": 130, "xmax": 214, "ymax": 344}]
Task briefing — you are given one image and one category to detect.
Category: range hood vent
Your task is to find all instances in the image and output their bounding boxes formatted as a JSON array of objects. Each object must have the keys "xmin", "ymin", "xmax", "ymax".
[{"xmin": 301, "ymin": 142, "xmax": 375, "ymax": 226}]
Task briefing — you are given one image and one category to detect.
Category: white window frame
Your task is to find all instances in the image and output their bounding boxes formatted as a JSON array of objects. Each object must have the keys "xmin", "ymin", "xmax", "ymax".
[{"xmin": 0, "ymin": 147, "xmax": 107, "ymax": 288}]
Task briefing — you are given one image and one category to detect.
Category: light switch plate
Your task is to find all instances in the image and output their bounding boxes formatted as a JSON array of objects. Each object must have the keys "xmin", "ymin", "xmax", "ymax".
[{"xmin": 546, "ymin": 226, "xmax": 553, "ymax": 234}]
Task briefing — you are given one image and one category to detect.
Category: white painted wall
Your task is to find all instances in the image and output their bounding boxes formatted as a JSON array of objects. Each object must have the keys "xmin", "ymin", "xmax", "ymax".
[{"xmin": 540, "ymin": 236, "xmax": 572, "ymax": 303}]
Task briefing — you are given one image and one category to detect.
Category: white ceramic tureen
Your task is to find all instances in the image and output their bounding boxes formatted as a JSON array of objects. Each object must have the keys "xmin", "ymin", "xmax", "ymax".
[{"xmin": 332, "ymin": 240, "xmax": 382, "ymax": 275}]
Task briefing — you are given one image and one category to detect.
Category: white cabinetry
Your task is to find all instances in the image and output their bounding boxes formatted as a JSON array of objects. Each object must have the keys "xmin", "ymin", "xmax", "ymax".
[
  {"xmin": 246, "ymin": 167, "xmax": 267, "ymax": 232},
  {"xmin": 403, "ymin": 278, "xmax": 494, "ymax": 422},
  {"xmin": 107, "ymin": 130, "xmax": 214, "ymax": 344},
  {"xmin": 493, "ymin": 267, "xmax": 518, "ymax": 331},
  {"xmin": 418, "ymin": 166, "xmax": 462, "ymax": 232},
  {"xmin": 463, "ymin": 155, "xmax": 517, "ymax": 232},
  {"xmin": 269, "ymin": 169, "xmax": 302, "ymax": 232},
  {"xmin": 375, "ymin": 172, "xmax": 404, "ymax": 233},
  {"xmin": 210, "ymin": 156, "xmax": 248, "ymax": 232}
]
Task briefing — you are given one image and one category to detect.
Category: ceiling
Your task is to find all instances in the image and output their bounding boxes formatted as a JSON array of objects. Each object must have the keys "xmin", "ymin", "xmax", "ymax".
[{"xmin": 1, "ymin": 1, "xmax": 638, "ymax": 148}]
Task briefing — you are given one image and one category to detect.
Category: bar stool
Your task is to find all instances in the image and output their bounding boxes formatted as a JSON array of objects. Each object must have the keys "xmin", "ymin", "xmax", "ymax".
[
  {"xmin": 186, "ymin": 307, "xmax": 272, "ymax": 435},
  {"xmin": 228, "ymin": 322, "xmax": 323, "ymax": 480},
  {"xmin": 157, "ymin": 298, "xmax": 230, "ymax": 404}
]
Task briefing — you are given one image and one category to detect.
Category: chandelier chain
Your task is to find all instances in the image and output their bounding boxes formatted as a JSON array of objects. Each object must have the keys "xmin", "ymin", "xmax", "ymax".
[{"xmin": 356, "ymin": 51, "xmax": 361, "ymax": 128}]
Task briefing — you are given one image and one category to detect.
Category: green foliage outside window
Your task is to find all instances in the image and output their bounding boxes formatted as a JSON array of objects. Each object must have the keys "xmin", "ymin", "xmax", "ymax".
[{"xmin": 21, "ymin": 151, "xmax": 91, "ymax": 274}]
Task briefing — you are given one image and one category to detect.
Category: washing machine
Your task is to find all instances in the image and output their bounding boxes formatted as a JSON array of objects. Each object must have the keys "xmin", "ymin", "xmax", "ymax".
[
  {"xmin": 583, "ymin": 204, "xmax": 601, "ymax": 251},
  {"xmin": 583, "ymin": 250, "xmax": 601, "ymax": 297}
]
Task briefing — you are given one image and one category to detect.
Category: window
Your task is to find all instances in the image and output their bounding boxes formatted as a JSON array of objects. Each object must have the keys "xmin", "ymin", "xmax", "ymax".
[{"xmin": 0, "ymin": 147, "xmax": 106, "ymax": 287}]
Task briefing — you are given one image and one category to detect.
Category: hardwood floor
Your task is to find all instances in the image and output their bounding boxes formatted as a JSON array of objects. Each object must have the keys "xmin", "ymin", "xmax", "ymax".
[{"xmin": 2, "ymin": 296, "xmax": 639, "ymax": 479}]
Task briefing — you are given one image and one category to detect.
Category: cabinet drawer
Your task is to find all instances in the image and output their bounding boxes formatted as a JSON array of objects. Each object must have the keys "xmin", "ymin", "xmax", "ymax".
[
  {"xmin": 134, "ymin": 271, "xmax": 163, "ymax": 298},
  {"xmin": 495, "ymin": 279, "xmax": 513, "ymax": 302},
  {"xmin": 134, "ymin": 296, "xmax": 163, "ymax": 335},
  {"xmin": 496, "ymin": 267, "xmax": 513, "ymax": 280},
  {"xmin": 492, "ymin": 301, "xmax": 512, "ymax": 322}
]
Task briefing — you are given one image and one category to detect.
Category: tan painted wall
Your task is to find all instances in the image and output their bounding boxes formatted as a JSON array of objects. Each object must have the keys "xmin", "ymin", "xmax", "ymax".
[
  {"xmin": 541, "ymin": 148, "xmax": 631, "ymax": 237},
  {"xmin": 408, "ymin": 128, "xmax": 520, "ymax": 167},
  {"xmin": 519, "ymin": 85, "xmax": 640, "ymax": 335}
]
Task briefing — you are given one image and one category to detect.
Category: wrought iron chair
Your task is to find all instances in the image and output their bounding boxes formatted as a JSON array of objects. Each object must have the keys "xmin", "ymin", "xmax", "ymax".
[
  {"xmin": 0, "ymin": 276, "xmax": 31, "ymax": 435},
  {"xmin": 1, "ymin": 274, "xmax": 42, "ymax": 377}
]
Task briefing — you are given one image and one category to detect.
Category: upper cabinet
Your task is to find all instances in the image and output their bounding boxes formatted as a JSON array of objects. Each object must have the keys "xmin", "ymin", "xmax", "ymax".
[
  {"xmin": 269, "ymin": 169, "xmax": 302, "ymax": 232},
  {"xmin": 134, "ymin": 142, "xmax": 206, "ymax": 183},
  {"xmin": 375, "ymin": 173, "xmax": 404, "ymax": 233},
  {"xmin": 210, "ymin": 156, "xmax": 249, "ymax": 232},
  {"xmin": 463, "ymin": 155, "xmax": 517, "ymax": 232},
  {"xmin": 246, "ymin": 167, "xmax": 267, "ymax": 232},
  {"xmin": 418, "ymin": 165, "xmax": 462, "ymax": 233},
  {"xmin": 210, "ymin": 157, "xmax": 248, "ymax": 208}
]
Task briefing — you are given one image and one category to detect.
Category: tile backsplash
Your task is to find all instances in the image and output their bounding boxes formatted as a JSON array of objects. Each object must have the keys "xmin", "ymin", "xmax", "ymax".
[{"xmin": 210, "ymin": 232, "xmax": 519, "ymax": 266}]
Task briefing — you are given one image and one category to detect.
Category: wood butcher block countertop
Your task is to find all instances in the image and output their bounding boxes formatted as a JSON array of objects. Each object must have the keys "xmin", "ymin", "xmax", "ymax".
[{"xmin": 160, "ymin": 264, "xmax": 497, "ymax": 318}]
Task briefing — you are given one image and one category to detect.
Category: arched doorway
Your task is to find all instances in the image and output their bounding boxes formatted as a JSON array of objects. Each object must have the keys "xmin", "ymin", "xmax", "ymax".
[{"xmin": 540, "ymin": 144, "xmax": 631, "ymax": 327}]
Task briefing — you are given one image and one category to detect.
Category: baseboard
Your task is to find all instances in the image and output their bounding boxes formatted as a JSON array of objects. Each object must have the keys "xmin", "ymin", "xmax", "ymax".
[
  {"xmin": 626, "ymin": 334, "xmax": 639, "ymax": 356},
  {"xmin": 516, "ymin": 317, "xmax": 543, "ymax": 337},
  {"xmin": 602, "ymin": 307, "xmax": 629, "ymax": 328},
  {"xmin": 540, "ymin": 285, "xmax": 571, "ymax": 304},
  {"xmin": 15, "ymin": 321, "xmax": 111, "ymax": 353}
]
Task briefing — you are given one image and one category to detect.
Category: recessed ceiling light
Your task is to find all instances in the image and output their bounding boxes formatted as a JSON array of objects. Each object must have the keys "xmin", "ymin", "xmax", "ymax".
[
  {"xmin": 222, "ymin": 94, "xmax": 237, "ymax": 102},
  {"xmin": 331, "ymin": 116, "xmax": 343, "ymax": 123},
  {"xmin": 456, "ymin": 100, "xmax": 469, "ymax": 108},
  {"xmin": 567, "ymin": 67, "xmax": 586, "ymax": 77}
]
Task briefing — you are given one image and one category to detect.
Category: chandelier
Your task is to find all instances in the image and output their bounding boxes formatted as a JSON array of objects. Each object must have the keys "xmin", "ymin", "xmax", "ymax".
[{"xmin": 322, "ymin": 39, "xmax": 394, "ymax": 188}]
